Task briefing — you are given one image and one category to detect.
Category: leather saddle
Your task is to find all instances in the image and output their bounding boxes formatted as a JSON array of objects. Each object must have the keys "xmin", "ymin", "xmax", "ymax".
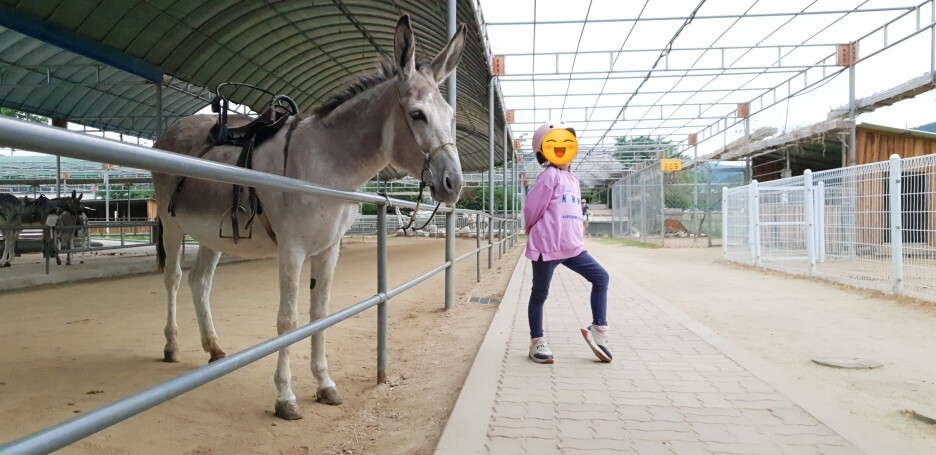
[{"xmin": 168, "ymin": 86, "xmax": 298, "ymax": 244}]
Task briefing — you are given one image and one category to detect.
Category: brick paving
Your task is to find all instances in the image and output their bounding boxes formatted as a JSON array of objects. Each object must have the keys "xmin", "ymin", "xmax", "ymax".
[{"xmin": 436, "ymin": 246, "xmax": 863, "ymax": 455}]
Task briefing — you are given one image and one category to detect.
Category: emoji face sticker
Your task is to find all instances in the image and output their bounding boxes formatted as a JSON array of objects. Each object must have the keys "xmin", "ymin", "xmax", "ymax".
[{"xmin": 540, "ymin": 128, "xmax": 578, "ymax": 166}]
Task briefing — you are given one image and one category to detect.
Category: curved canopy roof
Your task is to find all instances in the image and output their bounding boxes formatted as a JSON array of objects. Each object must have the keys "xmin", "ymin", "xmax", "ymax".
[{"xmin": 0, "ymin": 0, "xmax": 510, "ymax": 178}]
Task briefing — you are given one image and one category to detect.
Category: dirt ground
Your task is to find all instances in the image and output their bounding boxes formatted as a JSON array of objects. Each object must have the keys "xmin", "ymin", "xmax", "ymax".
[
  {"xmin": 0, "ymin": 236, "xmax": 523, "ymax": 455},
  {"xmin": 601, "ymin": 241, "xmax": 936, "ymax": 455}
]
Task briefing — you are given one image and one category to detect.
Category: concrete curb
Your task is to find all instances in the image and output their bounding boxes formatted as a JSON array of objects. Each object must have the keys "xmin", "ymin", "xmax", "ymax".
[{"xmin": 434, "ymin": 259, "xmax": 527, "ymax": 455}]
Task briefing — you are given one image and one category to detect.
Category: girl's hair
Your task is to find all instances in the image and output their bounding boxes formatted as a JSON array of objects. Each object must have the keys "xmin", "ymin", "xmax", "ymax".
[{"xmin": 535, "ymin": 127, "xmax": 577, "ymax": 166}]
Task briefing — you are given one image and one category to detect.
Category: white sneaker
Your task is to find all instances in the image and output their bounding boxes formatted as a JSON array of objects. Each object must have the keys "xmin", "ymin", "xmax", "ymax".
[
  {"xmin": 581, "ymin": 325, "xmax": 612, "ymax": 363},
  {"xmin": 529, "ymin": 338, "xmax": 554, "ymax": 364}
]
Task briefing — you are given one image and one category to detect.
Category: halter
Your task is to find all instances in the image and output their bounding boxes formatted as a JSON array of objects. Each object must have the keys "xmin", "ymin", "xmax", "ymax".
[{"xmin": 395, "ymin": 84, "xmax": 454, "ymax": 231}]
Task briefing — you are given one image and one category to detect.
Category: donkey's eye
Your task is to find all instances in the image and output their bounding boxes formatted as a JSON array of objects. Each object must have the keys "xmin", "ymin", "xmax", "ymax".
[{"xmin": 409, "ymin": 110, "xmax": 427, "ymax": 122}]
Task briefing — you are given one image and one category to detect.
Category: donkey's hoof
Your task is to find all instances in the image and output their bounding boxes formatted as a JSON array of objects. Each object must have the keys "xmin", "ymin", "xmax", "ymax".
[
  {"xmin": 163, "ymin": 350, "xmax": 180, "ymax": 363},
  {"xmin": 316, "ymin": 387, "xmax": 343, "ymax": 406},
  {"xmin": 208, "ymin": 351, "xmax": 227, "ymax": 363},
  {"xmin": 274, "ymin": 400, "xmax": 303, "ymax": 420}
]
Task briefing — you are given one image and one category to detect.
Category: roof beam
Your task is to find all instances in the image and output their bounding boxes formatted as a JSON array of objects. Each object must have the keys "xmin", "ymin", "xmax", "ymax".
[
  {"xmin": 827, "ymin": 72, "xmax": 936, "ymax": 119},
  {"xmin": 503, "ymin": 88, "xmax": 771, "ymax": 98},
  {"xmin": 0, "ymin": 6, "xmax": 163, "ymax": 83},
  {"xmin": 499, "ymin": 43, "xmax": 838, "ymax": 58},
  {"xmin": 485, "ymin": 7, "xmax": 917, "ymax": 26},
  {"xmin": 501, "ymin": 66, "xmax": 832, "ymax": 77},
  {"xmin": 499, "ymin": 69, "xmax": 808, "ymax": 83},
  {"xmin": 713, "ymin": 120, "xmax": 853, "ymax": 161}
]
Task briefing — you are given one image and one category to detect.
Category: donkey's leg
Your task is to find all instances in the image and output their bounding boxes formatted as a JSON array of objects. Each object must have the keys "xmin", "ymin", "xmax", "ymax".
[
  {"xmin": 67, "ymin": 235, "xmax": 75, "ymax": 266},
  {"xmin": 188, "ymin": 245, "xmax": 226, "ymax": 362},
  {"xmin": 274, "ymin": 248, "xmax": 304, "ymax": 420},
  {"xmin": 2, "ymin": 229, "xmax": 18, "ymax": 266},
  {"xmin": 0, "ymin": 230, "xmax": 11, "ymax": 267},
  {"xmin": 308, "ymin": 242, "xmax": 342, "ymax": 406},
  {"xmin": 4, "ymin": 229, "xmax": 21, "ymax": 266},
  {"xmin": 161, "ymin": 221, "xmax": 185, "ymax": 363}
]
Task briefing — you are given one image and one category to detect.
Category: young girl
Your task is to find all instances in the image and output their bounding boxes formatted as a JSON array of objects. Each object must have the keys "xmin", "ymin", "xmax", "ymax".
[{"xmin": 524, "ymin": 121, "xmax": 611, "ymax": 364}]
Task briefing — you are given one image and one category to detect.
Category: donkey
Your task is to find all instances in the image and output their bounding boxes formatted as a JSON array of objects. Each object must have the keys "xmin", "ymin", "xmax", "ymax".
[
  {"xmin": 0, "ymin": 192, "xmax": 83, "ymax": 267},
  {"xmin": 54, "ymin": 210, "xmax": 89, "ymax": 265},
  {"xmin": 152, "ymin": 14, "xmax": 466, "ymax": 420}
]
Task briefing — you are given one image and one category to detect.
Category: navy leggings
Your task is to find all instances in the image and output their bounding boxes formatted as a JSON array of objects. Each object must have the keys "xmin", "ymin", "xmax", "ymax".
[{"xmin": 528, "ymin": 251, "xmax": 609, "ymax": 339}]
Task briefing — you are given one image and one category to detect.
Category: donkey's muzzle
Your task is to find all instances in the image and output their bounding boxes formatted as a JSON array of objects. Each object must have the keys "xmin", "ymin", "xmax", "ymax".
[{"xmin": 429, "ymin": 147, "xmax": 463, "ymax": 203}]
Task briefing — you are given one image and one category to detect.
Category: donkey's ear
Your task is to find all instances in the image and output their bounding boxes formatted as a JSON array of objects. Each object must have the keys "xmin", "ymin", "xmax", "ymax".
[
  {"xmin": 77, "ymin": 193, "xmax": 83, "ymax": 201},
  {"xmin": 394, "ymin": 14, "xmax": 417, "ymax": 80},
  {"xmin": 430, "ymin": 23, "xmax": 467, "ymax": 84}
]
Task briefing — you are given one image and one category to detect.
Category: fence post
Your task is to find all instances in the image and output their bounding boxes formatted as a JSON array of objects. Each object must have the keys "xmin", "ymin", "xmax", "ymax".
[
  {"xmin": 816, "ymin": 181, "xmax": 826, "ymax": 262},
  {"xmin": 748, "ymin": 180, "xmax": 760, "ymax": 266},
  {"xmin": 660, "ymin": 165, "xmax": 666, "ymax": 248},
  {"xmin": 487, "ymin": 214, "xmax": 493, "ymax": 269},
  {"xmin": 445, "ymin": 208, "xmax": 455, "ymax": 310},
  {"xmin": 498, "ymin": 219, "xmax": 502, "ymax": 259},
  {"xmin": 804, "ymin": 170, "xmax": 817, "ymax": 275},
  {"xmin": 376, "ymin": 206, "xmax": 387, "ymax": 384},
  {"xmin": 722, "ymin": 187, "xmax": 728, "ymax": 258},
  {"xmin": 476, "ymin": 213, "xmax": 481, "ymax": 283},
  {"xmin": 888, "ymin": 154, "xmax": 904, "ymax": 294}
]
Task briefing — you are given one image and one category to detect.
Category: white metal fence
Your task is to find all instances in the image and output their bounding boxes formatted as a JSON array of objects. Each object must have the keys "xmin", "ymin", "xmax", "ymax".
[{"xmin": 723, "ymin": 154, "xmax": 936, "ymax": 303}]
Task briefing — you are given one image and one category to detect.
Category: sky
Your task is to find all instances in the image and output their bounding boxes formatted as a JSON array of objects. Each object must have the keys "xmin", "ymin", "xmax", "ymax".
[{"xmin": 476, "ymin": 0, "xmax": 936, "ymax": 159}]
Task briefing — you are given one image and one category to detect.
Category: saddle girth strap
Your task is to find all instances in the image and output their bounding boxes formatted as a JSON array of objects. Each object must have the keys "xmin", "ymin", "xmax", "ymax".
[
  {"xmin": 257, "ymin": 210, "xmax": 277, "ymax": 245},
  {"xmin": 230, "ymin": 136, "xmax": 257, "ymax": 243}
]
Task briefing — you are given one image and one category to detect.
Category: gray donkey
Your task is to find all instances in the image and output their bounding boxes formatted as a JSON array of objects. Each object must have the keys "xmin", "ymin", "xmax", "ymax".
[{"xmin": 152, "ymin": 14, "xmax": 466, "ymax": 419}]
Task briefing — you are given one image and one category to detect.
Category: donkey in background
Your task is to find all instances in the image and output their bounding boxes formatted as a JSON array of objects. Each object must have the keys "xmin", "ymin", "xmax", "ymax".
[
  {"xmin": 53, "ymin": 208, "xmax": 91, "ymax": 265},
  {"xmin": 0, "ymin": 191, "xmax": 83, "ymax": 267}
]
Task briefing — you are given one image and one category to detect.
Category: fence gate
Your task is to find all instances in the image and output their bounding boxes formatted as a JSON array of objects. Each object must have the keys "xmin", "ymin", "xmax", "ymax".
[{"xmin": 747, "ymin": 173, "xmax": 826, "ymax": 269}]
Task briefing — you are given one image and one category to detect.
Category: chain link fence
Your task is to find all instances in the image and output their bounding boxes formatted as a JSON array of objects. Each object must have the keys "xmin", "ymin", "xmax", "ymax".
[
  {"xmin": 724, "ymin": 154, "xmax": 936, "ymax": 303},
  {"xmin": 610, "ymin": 160, "xmax": 745, "ymax": 247}
]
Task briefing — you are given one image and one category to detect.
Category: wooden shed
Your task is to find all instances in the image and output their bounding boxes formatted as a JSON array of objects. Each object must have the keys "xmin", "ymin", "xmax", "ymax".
[{"xmin": 709, "ymin": 122, "xmax": 936, "ymax": 248}]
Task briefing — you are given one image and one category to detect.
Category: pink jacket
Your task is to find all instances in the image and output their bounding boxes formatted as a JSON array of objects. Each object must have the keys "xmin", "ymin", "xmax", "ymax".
[{"xmin": 524, "ymin": 166, "xmax": 584, "ymax": 261}]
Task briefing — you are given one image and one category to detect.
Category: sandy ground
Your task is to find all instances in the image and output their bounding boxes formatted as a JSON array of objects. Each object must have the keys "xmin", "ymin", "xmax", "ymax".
[
  {"xmin": 601, "ymin": 241, "xmax": 936, "ymax": 455},
  {"xmin": 0, "ymin": 236, "xmax": 523, "ymax": 455}
]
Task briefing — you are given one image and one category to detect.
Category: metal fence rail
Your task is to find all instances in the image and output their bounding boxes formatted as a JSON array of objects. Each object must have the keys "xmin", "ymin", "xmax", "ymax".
[
  {"xmin": 0, "ymin": 116, "xmax": 520, "ymax": 454},
  {"xmin": 723, "ymin": 153, "xmax": 936, "ymax": 303}
]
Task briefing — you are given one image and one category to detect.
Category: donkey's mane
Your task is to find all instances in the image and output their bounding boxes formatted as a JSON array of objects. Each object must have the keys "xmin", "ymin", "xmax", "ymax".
[{"xmin": 312, "ymin": 57, "xmax": 430, "ymax": 118}]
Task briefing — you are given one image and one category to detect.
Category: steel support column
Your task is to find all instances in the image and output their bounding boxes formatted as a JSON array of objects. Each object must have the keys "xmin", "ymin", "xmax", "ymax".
[
  {"xmin": 445, "ymin": 0, "xmax": 457, "ymax": 310},
  {"xmin": 488, "ymin": 77, "xmax": 495, "ymax": 269}
]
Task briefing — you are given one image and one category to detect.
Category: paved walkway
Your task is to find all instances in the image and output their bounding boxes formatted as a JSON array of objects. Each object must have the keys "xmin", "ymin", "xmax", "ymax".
[{"xmin": 436, "ymin": 241, "xmax": 893, "ymax": 455}]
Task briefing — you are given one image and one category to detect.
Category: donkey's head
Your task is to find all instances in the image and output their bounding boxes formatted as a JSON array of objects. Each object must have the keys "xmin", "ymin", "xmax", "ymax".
[
  {"xmin": 389, "ymin": 14, "xmax": 466, "ymax": 204},
  {"xmin": 56, "ymin": 191, "xmax": 83, "ymax": 216}
]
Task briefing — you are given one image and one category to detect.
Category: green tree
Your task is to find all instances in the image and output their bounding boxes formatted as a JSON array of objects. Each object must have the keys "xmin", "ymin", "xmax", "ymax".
[
  {"xmin": 0, "ymin": 108, "xmax": 48, "ymax": 124},
  {"xmin": 613, "ymin": 136, "xmax": 686, "ymax": 165},
  {"xmin": 456, "ymin": 184, "xmax": 515, "ymax": 212}
]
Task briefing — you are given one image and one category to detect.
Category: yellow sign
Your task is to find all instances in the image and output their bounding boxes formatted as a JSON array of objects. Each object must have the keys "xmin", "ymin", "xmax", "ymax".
[{"xmin": 661, "ymin": 158, "xmax": 682, "ymax": 172}]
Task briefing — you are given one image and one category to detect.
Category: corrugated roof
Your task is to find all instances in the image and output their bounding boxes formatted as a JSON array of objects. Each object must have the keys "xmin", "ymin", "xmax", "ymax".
[{"xmin": 0, "ymin": 0, "xmax": 509, "ymax": 177}]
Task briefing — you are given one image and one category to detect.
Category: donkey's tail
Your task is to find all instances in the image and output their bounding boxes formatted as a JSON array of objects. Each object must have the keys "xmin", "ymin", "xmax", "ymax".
[{"xmin": 156, "ymin": 217, "xmax": 166, "ymax": 273}]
